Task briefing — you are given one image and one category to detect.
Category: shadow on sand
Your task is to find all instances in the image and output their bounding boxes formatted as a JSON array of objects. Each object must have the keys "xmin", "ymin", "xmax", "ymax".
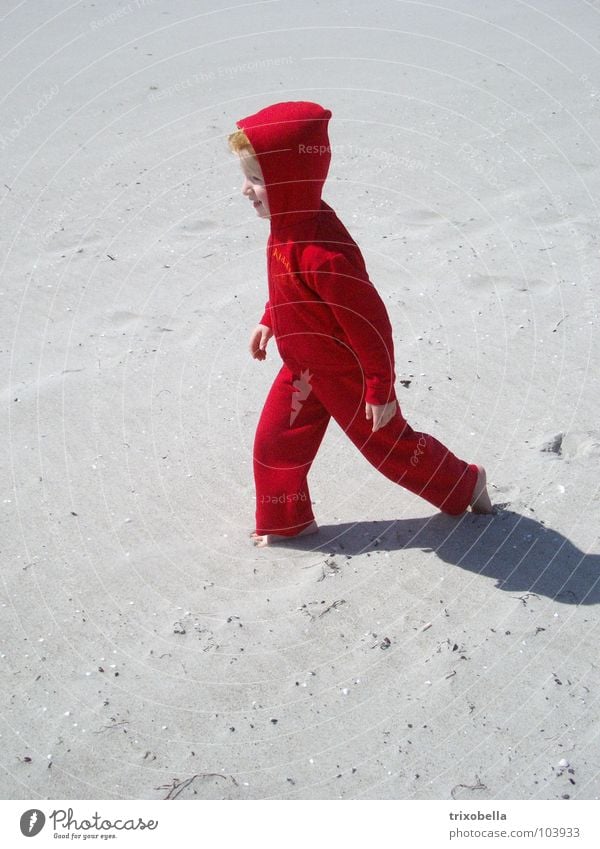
[{"xmin": 276, "ymin": 507, "xmax": 600, "ymax": 605}]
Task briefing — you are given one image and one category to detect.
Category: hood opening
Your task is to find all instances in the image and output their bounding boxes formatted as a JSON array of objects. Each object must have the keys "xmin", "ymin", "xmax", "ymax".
[{"xmin": 236, "ymin": 101, "xmax": 332, "ymax": 233}]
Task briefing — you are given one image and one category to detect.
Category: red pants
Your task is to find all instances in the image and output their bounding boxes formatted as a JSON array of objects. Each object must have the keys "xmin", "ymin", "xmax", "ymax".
[{"xmin": 253, "ymin": 358, "xmax": 478, "ymax": 536}]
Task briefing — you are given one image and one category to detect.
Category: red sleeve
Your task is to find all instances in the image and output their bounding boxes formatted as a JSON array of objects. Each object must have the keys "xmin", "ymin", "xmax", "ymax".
[
  {"xmin": 307, "ymin": 253, "xmax": 397, "ymax": 405},
  {"xmin": 259, "ymin": 300, "xmax": 272, "ymax": 328}
]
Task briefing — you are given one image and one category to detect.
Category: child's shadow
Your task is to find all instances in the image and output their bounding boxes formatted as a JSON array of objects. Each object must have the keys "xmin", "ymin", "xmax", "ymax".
[{"xmin": 287, "ymin": 508, "xmax": 599, "ymax": 605}]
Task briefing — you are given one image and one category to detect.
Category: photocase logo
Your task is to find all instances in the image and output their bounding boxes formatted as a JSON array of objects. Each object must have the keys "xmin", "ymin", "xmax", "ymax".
[
  {"xmin": 19, "ymin": 809, "xmax": 46, "ymax": 837},
  {"xmin": 290, "ymin": 369, "xmax": 313, "ymax": 425}
]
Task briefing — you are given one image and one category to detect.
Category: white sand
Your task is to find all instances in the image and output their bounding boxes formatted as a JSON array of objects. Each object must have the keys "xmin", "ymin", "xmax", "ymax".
[{"xmin": 1, "ymin": 0, "xmax": 599, "ymax": 800}]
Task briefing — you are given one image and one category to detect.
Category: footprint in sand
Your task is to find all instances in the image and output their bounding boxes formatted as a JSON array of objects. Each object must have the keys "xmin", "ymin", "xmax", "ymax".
[
  {"xmin": 44, "ymin": 232, "xmax": 102, "ymax": 255},
  {"xmin": 529, "ymin": 206, "xmax": 595, "ymax": 232},
  {"xmin": 490, "ymin": 482, "xmax": 521, "ymax": 510},
  {"xmin": 107, "ymin": 310, "xmax": 144, "ymax": 329},
  {"xmin": 559, "ymin": 431, "xmax": 600, "ymax": 461},
  {"xmin": 572, "ymin": 162, "xmax": 596, "ymax": 173},
  {"xmin": 178, "ymin": 219, "xmax": 219, "ymax": 236},
  {"xmin": 395, "ymin": 209, "xmax": 444, "ymax": 228},
  {"xmin": 537, "ymin": 430, "xmax": 600, "ymax": 460},
  {"xmin": 539, "ymin": 432, "xmax": 564, "ymax": 455},
  {"xmin": 464, "ymin": 273, "xmax": 551, "ymax": 294}
]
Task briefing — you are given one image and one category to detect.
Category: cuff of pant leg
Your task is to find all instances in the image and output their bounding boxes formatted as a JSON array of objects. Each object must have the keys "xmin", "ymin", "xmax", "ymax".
[
  {"xmin": 254, "ymin": 517, "xmax": 315, "ymax": 537},
  {"xmin": 441, "ymin": 463, "xmax": 479, "ymax": 515}
]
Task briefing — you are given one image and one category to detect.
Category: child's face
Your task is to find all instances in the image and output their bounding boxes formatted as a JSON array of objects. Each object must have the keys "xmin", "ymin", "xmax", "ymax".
[{"xmin": 239, "ymin": 152, "xmax": 270, "ymax": 219}]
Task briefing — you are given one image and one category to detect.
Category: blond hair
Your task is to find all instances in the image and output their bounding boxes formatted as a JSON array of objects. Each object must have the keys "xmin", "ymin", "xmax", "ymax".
[{"xmin": 228, "ymin": 128, "xmax": 256, "ymax": 157}]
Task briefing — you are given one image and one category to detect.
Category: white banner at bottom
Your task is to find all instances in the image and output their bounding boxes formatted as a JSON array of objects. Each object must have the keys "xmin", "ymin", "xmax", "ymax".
[{"xmin": 1, "ymin": 799, "xmax": 598, "ymax": 848}]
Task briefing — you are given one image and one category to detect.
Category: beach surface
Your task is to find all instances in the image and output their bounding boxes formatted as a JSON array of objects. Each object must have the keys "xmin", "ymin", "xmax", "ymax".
[{"xmin": 1, "ymin": 0, "xmax": 599, "ymax": 800}]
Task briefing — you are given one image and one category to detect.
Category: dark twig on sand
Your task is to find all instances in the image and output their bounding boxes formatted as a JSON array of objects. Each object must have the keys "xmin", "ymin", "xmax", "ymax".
[
  {"xmin": 451, "ymin": 774, "xmax": 488, "ymax": 799},
  {"xmin": 158, "ymin": 772, "xmax": 239, "ymax": 800},
  {"xmin": 512, "ymin": 592, "xmax": 540, "ymax": 606},
  {"xmin": 298, "ymin": 599, "xmax": 347, "ymax": 620},
  {"xmin": 93, "ymin": 720, "xmax": 129, "ymax": 734},
  {"xmin": 318, "ymin": 599, "xmax": 346, "ymax": 618},
  {"xmin": 552, "ymin": 315, "xmax": 568, "ymax": 332}
]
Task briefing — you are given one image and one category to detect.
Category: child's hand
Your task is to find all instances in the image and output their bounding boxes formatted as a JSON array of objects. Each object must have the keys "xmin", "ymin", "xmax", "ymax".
[
  {"xmin": 249, "ymin": 324, "xmax": 273, "ymax": 360},
  {"xmin": 365, "ymin": 400, "xmax": 397, "ymax": 432}
]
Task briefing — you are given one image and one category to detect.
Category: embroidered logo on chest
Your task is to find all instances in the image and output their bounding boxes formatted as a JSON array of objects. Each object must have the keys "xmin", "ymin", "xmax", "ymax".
[{"xmin": 272, "ymin": 246, "xmax": 292, "ymax": 274}]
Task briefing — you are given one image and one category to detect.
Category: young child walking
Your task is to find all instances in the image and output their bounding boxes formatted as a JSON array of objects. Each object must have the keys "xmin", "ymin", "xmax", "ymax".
[{"xmin": 228, "ymin": 101, "xmax": 494, "ymax": 546}]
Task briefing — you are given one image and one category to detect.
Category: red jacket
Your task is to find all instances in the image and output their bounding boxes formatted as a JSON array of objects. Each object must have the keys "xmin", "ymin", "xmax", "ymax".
[{"xmin": 236, "ymin": 101, "xmax": 397, "ymax": 406}]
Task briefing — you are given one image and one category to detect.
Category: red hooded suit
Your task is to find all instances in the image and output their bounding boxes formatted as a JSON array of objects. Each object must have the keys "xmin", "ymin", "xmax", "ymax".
[{"xmin": 235, "ymin": 101, "xmax": 478, "ymax": 536}]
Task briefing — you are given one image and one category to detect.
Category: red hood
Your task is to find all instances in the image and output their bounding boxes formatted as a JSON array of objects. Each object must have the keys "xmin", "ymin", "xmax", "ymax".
[{"xmin": 236, "ymin": 101, "xmax": 332, "ymax": 234}]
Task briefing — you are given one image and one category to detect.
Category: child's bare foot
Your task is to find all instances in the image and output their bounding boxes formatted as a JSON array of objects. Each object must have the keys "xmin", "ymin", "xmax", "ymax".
[
  {"xmin": 250, "ymin": 520, "xmax": 319, "ymax": 547},
  {"xmin": 470, "ymin": 464, "xmax": 495, "ymax": 514}
]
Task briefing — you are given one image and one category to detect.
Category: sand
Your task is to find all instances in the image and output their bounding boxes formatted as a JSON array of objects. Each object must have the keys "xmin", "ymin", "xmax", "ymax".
[{"xmin": 1, "ymin": 0, "xmax": 599, "ymax": 801}]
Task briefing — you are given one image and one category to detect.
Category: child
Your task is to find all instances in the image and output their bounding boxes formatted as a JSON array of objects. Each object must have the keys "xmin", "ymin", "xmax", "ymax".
[{"xmin": 228, "ymin": 101, "xmax": 494, "ymax": 546}]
